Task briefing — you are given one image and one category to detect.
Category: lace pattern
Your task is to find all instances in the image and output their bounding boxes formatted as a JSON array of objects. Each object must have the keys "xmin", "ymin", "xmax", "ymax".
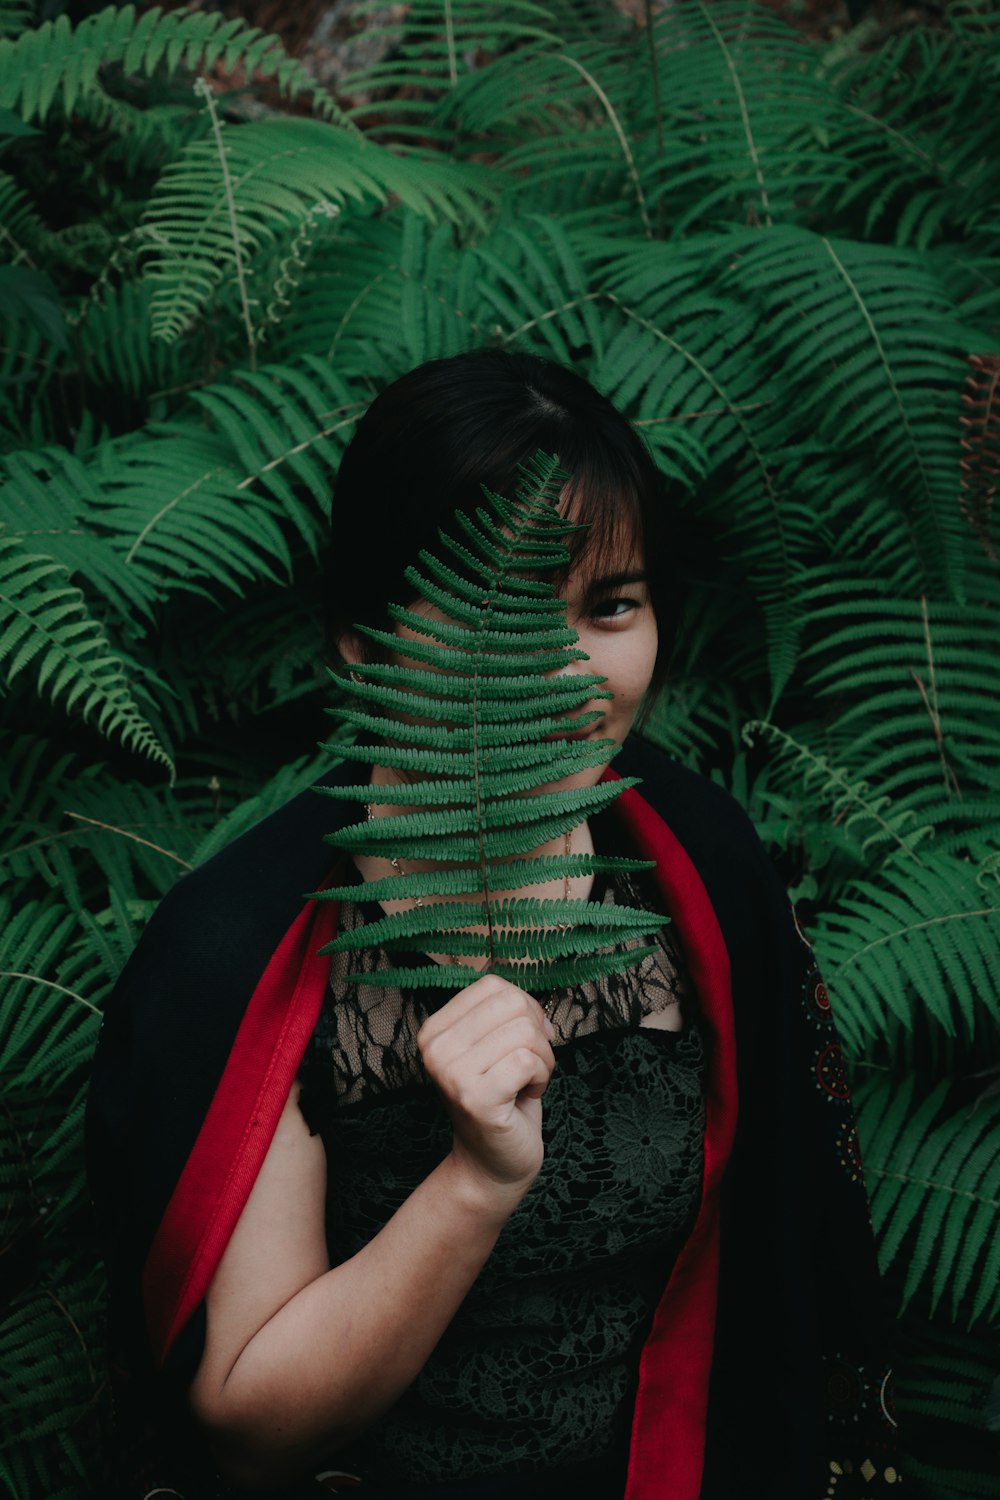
[
  {"xmin": 303, "ymin": 869, "xmax": 690, "ymax": 1113},
  {"xmin": 298, "ymin": 868, "xmax": 707, "ymax": 1483}
]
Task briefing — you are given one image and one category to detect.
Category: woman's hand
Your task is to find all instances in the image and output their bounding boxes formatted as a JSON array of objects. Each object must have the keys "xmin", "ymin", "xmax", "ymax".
[{"xmin": 418, "ymin": 975, "xmax": 556, "ymax": 1201}]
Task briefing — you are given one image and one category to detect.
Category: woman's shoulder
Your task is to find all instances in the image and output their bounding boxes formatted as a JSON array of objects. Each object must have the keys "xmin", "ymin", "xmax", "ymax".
[
  {"xmin": 615, "ymin": 737, "xmax": 774, "ymax": 874},
  {"xmin": 95, "ymin": 774, "xmax": 350, "ymax": 1055},
  {"xmin": 614, "ymin": 736, "xmax": 795, "ymax": 972},
  {"xmin": 138, "ymin": 774, "xmax": 347, "ymax": 954}
]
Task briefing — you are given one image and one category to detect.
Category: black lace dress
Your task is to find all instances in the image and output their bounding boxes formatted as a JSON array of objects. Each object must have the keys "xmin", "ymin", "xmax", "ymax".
[{"xmin": 298, "ymin": 867, "xmax": 706, "ymax": 1494}]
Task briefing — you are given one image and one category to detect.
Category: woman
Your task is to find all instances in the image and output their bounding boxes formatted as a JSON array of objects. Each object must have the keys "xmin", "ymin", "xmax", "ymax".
[{"xmin": 87, "ymin": 351, "xmax": 898, "ymax": 1499}]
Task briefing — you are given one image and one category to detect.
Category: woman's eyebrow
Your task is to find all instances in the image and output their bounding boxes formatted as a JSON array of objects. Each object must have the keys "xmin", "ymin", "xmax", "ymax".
[{"xmin": 585, "ymin": 570, "xmax": 648, "ymax": 593}]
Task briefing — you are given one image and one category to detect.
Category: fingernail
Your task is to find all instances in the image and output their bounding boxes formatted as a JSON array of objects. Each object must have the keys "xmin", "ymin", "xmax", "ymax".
[{"xmin": 543, "ymin": 1018, "xmax": 556, "ymax": 1040}]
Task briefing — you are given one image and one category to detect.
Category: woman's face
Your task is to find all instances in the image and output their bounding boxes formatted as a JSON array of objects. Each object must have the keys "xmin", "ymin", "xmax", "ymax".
[
  {"xmin": 337, "ymin": 500, "xmax": 659, "ymax": 790},
  {"xmin": 557, "ymin": 543, "xmax": 658, "ymax": 769}
]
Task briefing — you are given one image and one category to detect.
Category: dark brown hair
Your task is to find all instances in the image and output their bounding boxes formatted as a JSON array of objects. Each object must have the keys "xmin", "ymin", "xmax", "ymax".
[{"xmin": 326, "ymin": 349, "xmax": 674, "ymax": 697}]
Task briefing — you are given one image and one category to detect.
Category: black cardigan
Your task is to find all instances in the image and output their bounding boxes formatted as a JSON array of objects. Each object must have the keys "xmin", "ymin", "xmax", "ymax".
[{"xmin": 87, "ymin": 738, "xmax": 900, "ymax": 1498}]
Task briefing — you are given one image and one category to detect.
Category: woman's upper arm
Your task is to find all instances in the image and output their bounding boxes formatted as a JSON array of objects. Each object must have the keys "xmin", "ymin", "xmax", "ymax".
[{"xmin": 189, "ymin": 1080, "xmax": 330, "ymax": 1419}]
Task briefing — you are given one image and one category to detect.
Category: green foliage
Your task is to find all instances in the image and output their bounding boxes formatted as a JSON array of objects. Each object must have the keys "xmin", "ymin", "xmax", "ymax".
[
  {"xmin": 0, "ymin": 0, "xmax": 997, "ymax": 1495},
  {"xmin": 855, "ymin": 1075, "xmax": 1000, "ymax": 1327},
  {"xmin": 0, "ymin": 537, "xmax": 172, "ymax": 773},
  {"xmin": 0, "ymin": 3, "xmax": 346, "ymax": 125},
  {"xmin": 320, "ymin": 451, "xmax": 657, "ymax": 988}
]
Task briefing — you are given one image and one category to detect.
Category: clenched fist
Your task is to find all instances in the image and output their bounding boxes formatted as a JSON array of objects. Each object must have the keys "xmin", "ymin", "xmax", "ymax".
[{"xmin": 418, "ymin": 975, "xmax": 556, "ymax": 1200}]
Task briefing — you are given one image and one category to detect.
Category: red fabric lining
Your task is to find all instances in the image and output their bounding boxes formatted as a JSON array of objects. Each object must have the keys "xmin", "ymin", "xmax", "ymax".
[
  {"xmin": 143, "ymin": 895, "xmax": 339, "ymax": 1367},
  {"xmin": 611, "ymin": 775, "xmax": 739, "ymax": 1500}
]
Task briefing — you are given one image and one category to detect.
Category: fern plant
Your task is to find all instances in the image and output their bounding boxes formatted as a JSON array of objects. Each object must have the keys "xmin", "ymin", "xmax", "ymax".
[
  {"xmin": 319, "ymin": 450, "xmax": 658, "ymax": 989},
  {"xmin": 2, "ymin": 1, "xmax": 1000, "ymax": 1495}
]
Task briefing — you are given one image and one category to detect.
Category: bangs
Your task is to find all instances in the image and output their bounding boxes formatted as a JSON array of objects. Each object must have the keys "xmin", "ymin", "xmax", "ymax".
[{"xmin": 558, "ymin": 469, "xmax": 647, "ymax": 590}]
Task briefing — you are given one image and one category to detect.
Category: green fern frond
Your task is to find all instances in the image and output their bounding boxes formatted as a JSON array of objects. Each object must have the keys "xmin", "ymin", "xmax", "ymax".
[
  {"xmin": 338, "ymin": 0, "xmax": 560, "ymax": 143},
  {"xmin": 742, "ymin": 721, "xmax": 930, "ymax": 867},
  {"xmin": 189, "ymin": 747, "xmax": 342, "ymax": 868},
  {"xmin": 0, "ymin": 897, "xmax": 99, "ymax": 1089},
  {"xmin": 0, "ymin": 168, "xmax": 50, "ymax": 265},
  {"xmin": 0, "ymin": 1257, "xmax": 103, "ymax": 1460},
  {"xmin": 819, "ymin": 22, "xmax": 1000, "ymax": 247},
  {"xmin": 0, "ymin": 1, "xmax": 34, "ymax": 41},
  {"xmin": 72, "ymin": 278, "xmax": 195, "ymax": 400},
  {"xmin": 0, "ymin": 445, "xmax": 156, "ymax": 623},
  {"xmin": 717, "ymin": 226, "xmax": 970, "ymax": 595},
  {"xmin": 896, "ymin": 1323, "xmax": 999, "ymax": 1431},
  {"xmin": 143, "ymin": 108, "xmax": 490, "ymax": 345},
  {"xmin": 274, "ymin": 211, "xmax": 604, "ymax": 386},
  {"xmin": 320, "ymin": 449, "xmax": 658, "ymax": 988},
  {"xmin": 812, "ymin": 850, "xmax": 1000, "ymax": 1051},
  {"xmin": 0, "ymin": 3, "xmax": 346, "ymax": 125},
  {"xmin": 636, "ymin": 1, "xmax": 843, "ymax": 235},
  {"xmin": 188, "ymin": 356, "xmax": 360, "ymax": 543},
  {"xmin": 88, "ymin": 357, "xmax": 360, "ymax": 596},
  {"xmin": 587, "ymin": 241, "xmax": 814, "ymax": 696},
  {"xmin": 0, "ymin": 538, "xmax": 173, "ymax": 773},
  {"xmin": 854, "ymin": 1075, "xmax": 1000, "ymax": 1327},
  {"xmin": 798, "ymin": 589, "xmax": 1000, "ymax": 824}
]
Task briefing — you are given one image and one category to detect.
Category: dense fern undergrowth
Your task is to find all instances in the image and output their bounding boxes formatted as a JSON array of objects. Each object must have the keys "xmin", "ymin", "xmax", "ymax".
[{"xmin": 1, "ymin": 0, "xmax": 998, "ymax": 1494}]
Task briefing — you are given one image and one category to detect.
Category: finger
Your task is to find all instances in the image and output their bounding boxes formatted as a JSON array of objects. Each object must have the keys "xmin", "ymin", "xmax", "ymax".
[
  {"xmin": 419, "ymin": 982, "xmax": 550, "ymax": 1060},
  {"xmin": 481, "ymin": 1047, "xmax": 553, "ymax": 1108},
  {"xmin": 454, "ymin": 1015, "xmax": 556, "ymax": 1085},
  {"xmin": 426, "ymin": 1019, "xmax": 555, "ymax": 1113},
  {"xmin": 419, "ymin": 976, "xmax": 545, "ymax": 1042}
]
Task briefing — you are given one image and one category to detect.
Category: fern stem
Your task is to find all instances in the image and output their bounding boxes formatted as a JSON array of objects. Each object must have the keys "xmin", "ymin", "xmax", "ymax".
[
  {"xmin": 235, "ymin": 406, "xmax": 365, "ymax": 489},
  {"xmin": 0, "ymin": 221, "xmax": 36, "ymax": 269},
  {"xmin": 194, "ymin": 78, "xmax": 257, "ymax": 372},
  {"xmin": 839, "ymin": 102, "xmax": 947, "ymax": 183},
  {"xmin": 821, "ymin": 237, "xmax": 933, "ymax": 521},
  {"xmin": 912, "ymin": 595, "xmax": 961, "ymax": 799},
  {"xmin": 444, "ymin": 0, "xmax": 458, "ymax": 88},
  {"xmin": 558, "ymin": 54, "xmax": 653, "ymax": 240},
  {"xmin": 642, "ymin": 0, "xmax": 664, "ymax": 159},
  {"xmin": 867, "ymin": 1166, "xmax": 1000, "ymax": 1212},
  {"xmin": 124, "ymin": 466, "xmax": 223, "ymax": 565},
  {"xmin": 43, "ymin": 1289, "xmax": 97, "ymax": 1385},
  {"xmin": 831, "ymin": 905, "xmax": 1000, "ymax": 970},
  {"xmin": 743, "ymin": 721, "xmax": 925, "ymax": 864},
  {"xmin": 63, "ymin": 811, "xmax": 192, "ymax": 869},
  {"xmin": 698, "ymin": 1, "xmax": 772, "ymax": 228},
  {"xmin": 500, "ymin": 291, "xmax": 603, "ymax": 344},
  {"xmin": 0, "ymin": 972, "xmax": 100, "ymax": 1013},
  {"xmin": 634, "ymin": 401, "xmax": 773, "ymax": 425}
]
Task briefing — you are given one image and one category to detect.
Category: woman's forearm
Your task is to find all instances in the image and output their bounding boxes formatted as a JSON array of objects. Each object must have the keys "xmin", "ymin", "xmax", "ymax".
[{"xmin": 193, "ymin": 1150, "xmax": 525, "ymax": 1488}]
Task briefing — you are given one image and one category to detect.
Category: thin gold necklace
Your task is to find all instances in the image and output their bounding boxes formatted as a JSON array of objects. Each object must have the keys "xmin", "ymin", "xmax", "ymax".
[
  {"xmin": 364, "ymin": 808, "xmax": 573, "ymax": 913},
  {"xmin": 365, "ymin": 802, "xmax": 425, "ymax": 907}
]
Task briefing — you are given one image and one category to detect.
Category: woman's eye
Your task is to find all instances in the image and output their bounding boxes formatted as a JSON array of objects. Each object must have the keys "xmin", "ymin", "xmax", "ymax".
[{"xmin": 591, "ymin": 597, "xmax": 636, "ymax": 622}]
